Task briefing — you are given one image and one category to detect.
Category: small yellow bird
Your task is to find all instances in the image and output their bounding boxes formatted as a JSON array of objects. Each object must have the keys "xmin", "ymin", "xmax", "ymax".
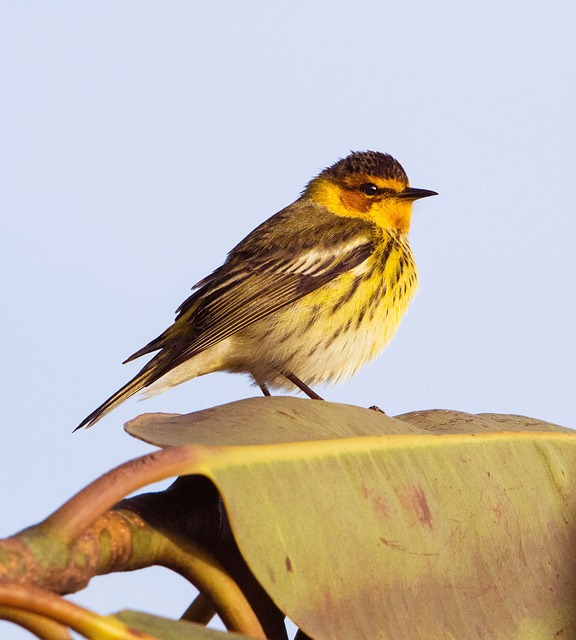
[{"xmin": 76, "ymin": 151, "xmax": 436, "ymax": 429}]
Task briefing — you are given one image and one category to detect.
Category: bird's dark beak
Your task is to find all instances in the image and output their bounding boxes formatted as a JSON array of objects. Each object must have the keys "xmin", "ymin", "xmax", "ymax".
[{"xmin": 397, "ymin": 187, "xmax": 438, "ymax": 201}]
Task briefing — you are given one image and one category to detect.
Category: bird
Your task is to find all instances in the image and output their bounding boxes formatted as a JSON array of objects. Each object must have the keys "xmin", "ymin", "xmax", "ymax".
[{"xmin": 76, "ymin": 151, "xmax": 436, "ymax": 429}]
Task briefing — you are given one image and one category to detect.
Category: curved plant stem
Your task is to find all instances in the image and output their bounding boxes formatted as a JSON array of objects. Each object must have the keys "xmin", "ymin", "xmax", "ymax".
[
  {"xmin": 0, "ymin": 585, "xmax": 155, "ymax": 639},
  {"xmin": 0, "ymin": 605, "xmax": 72, "ymax": 640},
  {"xmin": 44, "ymin": 445, "xmax": 202, "ymax": 542},
  {"xmin": 2, "ymin": 502, "xmax": 265, "ymax": 639},
  {"xmin": 116, "ymin": 509, "xmax": 265, "ymax": 639},
  {"xmin": 161, "ymin": 536, "xmax": 264, "ymax": 637},
  {"xmin": 181, "ymin": 593, "xmax": 215, "ymax": 625}
]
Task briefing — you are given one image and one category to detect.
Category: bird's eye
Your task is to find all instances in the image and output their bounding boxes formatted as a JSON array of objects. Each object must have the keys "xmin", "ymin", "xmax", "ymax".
[{"xmin": 359, "ymin": 183, "xmax": 379, "ymax": 196}]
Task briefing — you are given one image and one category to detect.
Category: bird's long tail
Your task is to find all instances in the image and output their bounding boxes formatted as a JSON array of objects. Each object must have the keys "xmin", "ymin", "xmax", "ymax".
[
  {"xmin": 75, "ymin": 320, "xmax": 194, "ymax": 431},
  {"xmin": 74, "ymin": 367, "xmax": 157, "ymax": 431}
]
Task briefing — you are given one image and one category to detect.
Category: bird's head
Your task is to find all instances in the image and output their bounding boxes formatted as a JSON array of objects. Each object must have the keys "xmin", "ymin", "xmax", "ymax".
[{"xmin": 303, "ymin": 151, "xmax": 437, "ymax": 233}]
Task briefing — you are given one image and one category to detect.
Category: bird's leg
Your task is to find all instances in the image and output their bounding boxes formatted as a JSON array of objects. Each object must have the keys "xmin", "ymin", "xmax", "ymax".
[
  {"xmin": 282, "ymin": 370, "xmax": 324, "ymax": 400},
  {"xmin": 259, "ymin": 383, "xmax": 271, "ymax": 397}
]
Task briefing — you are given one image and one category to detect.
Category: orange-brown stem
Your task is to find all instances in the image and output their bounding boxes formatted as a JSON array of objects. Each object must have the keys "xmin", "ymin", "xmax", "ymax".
[
  {"xmin": 44, "ymin": 445, "xmax": 200, "ymax": 542},
  {"xmin": 0, "ymin": 584, "xmax": 156, "ymax": 639},
  {"xmin": 0, "ymin": 605, "xmax": 72, "ymax": 640}
]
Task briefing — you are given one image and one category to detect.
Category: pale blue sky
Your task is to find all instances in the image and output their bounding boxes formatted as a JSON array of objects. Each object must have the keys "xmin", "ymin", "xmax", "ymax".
[{"xmin": 2, "ymin": 1, "xmax": 575, "ymax": 637}]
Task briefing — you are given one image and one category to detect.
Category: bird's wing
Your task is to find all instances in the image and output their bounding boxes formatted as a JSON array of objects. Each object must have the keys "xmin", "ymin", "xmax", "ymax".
[
  {"xmin": 165, "ymin": 235, "xmax": 374, "ymax": 367},
  {"xmin": 125, "ymin": 201, "xmax": 376, "ymax": 367},
  {"xmin": 75, "ymin": 226, "xmax": 374, "ymax": 430}
]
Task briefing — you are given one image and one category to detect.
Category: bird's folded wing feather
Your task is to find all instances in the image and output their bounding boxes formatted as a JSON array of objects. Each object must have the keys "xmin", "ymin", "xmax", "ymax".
[
  {"xmin": 125, "ymin": 204, "xmax": 375, "ymax": 366},
  {"xmin": 177, "ymin": 238, "xmax": 374, "ymax": 359}
]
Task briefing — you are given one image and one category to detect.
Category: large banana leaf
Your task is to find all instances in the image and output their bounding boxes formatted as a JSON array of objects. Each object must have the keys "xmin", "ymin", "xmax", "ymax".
[{"xmin": 127, "ymin": 398, "xmax": 576, "ymax": 639}]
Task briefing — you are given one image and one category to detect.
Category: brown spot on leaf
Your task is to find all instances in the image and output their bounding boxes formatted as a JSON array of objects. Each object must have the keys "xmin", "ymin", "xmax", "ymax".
[
  {"xmin": 285, "ymin": 555, "xmax": 294, "ymax": 573},
  {"xmin": 408, "ymin": 486, "xmax": 433, "ymax": 530},
  {"xmin": 361, "ymin": 484, "xmax": 391, "ymax": 519},
  {"xmin": 380, "ymin": 538, "xmax": 405, "ymax": 551}
]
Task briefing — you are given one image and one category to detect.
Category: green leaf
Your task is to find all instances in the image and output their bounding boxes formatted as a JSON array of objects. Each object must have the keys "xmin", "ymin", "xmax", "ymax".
[
  {"xmin": 114, "ymin": 610, "xmax": 253, "ymax": 639},
  {"xmin": 126, "ymin": 398, "xmax": 576, "ymax": 639},
  {"xmin": 125, "ymin": 397, "xmax": 439, "ymax": 446}
]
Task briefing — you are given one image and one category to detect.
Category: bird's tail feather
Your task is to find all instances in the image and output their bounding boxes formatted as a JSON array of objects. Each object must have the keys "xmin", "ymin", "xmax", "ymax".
[{"xmin": 74, "ymin": 368, "xmax": 155, "ymax": 431}]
